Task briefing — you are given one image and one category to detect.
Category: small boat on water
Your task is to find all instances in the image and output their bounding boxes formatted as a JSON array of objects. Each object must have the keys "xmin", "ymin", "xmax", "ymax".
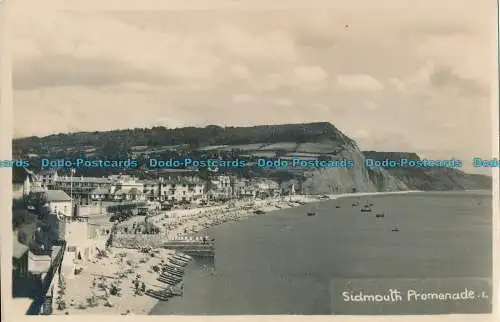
[
  {"xmin": 360, "ymin": 208, "xmax": 372, "ymax": 212},
  {"xmin": 307, "ymin": 212, "xmax": 316, "ymax": 216},
  {"xmin": 352, "ymin": 202, "xmax": 359, "ymax": 206},
  {"xmin": 375, "ymin": 213, "xmax": 385, "ymax": 218},
  {"xmin": 335, "ymin": 205, "xmax": 340, "ymax": 208},
  {"xmin": 392, "ymin": 227, "xmax": 399, "ymax": 232},
  {"xmin": 253, "ymin": 210, "xmax": 266, "ymax": 215}
]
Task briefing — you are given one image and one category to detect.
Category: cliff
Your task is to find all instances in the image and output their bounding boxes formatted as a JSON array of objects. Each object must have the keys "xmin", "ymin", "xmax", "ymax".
[
  {"xmin": 362, "ymin": 151, "xmax": 492, "ymax": 191},
  {"xmin": 12, "ymin": 122, "xmax": 491, "ymax": 193}
]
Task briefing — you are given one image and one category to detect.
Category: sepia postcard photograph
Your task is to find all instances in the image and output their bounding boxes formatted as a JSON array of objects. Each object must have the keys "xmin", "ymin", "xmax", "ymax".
[{"xmin": 5, "ymin": 0, "xmax": 498, "ymax": 318}]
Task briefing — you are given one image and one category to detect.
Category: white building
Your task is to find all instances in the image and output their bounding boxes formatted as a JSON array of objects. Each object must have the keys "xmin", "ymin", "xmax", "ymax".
[
  {"xmin": 42, "ymin": 190, "xmax": 73, "ymax": 218},
  {"xmin": 159, "ymin": 180, "xmax": 205, "ymax": 203},
  {"xmin": 22, "ymin": 176, "xmax": 47, "ymax": 197}
]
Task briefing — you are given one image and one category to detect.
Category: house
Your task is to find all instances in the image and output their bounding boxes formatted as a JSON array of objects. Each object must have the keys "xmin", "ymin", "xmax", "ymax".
[
  {"xmin": 208, "ymin": 175, "xmax": 235, "ymax": 199},
  {"xmin": 111, "ymin": 187, "xmax": 145, "ymax": 201},
  {"xmin": 111, "ymin": 175, "xmax": 144, "ymax": 191},
  {"xmin": 159, "ymin": 180, "xmax": 205, "ymax": 203},
  {"xmin": 60, "ymin": 216, "xmax": 106, "ymax": 279},
  {"xmin": 45, "ymin": 174, "xmax": 112, "ymax": 200},
  {"xmin": 42, "ymin": 190, "xmax": 73, "ymax": 218},
  {"xmin": 89, "ymin": 187, "xmax": 111, "ymax": 201},
  {"xmin": 23, "ymin": 176, "xmax": 47, "ymax": 198},
  {"xmin": 142, "ymin": 180, "xmax": 160, "ymax": 200}
]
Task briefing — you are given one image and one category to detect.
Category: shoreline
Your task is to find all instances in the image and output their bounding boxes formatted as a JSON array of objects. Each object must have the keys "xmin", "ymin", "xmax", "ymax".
[{"xmin": 55, "ymin": 189, "xmax": 462, "ymax": 315}]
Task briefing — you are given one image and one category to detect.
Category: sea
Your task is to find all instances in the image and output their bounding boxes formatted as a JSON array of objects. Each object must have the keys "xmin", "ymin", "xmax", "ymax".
[{"xmin": 149, "ymin": 191, "xmax": 493, "ymax": 315}]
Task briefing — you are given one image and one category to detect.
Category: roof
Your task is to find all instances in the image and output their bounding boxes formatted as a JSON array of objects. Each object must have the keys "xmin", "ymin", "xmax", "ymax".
[
  {"xmin": 56, "ymin": 176, "xmax": 111, "ymax": 183},
  {"xmin": 28, "ymin": 253, "xmax": 51, "ymax": 274},
  {"xmin": 43, "ymin": 190, "xmax": 72, "ymax": 202},
  {"xmin": 91, "ymin": 187, "xmax": 110, "ymax": 194},
  {"xmin": 13, "ymin": 235, "xmax": 29, "ymax": 259},
  {"xmin": 140, "ymin": 180, "xmax": 158, "ymax": 185},
  {"xmin": 129, "ymin": 188, "xmax": 142, "ymax": 195}
]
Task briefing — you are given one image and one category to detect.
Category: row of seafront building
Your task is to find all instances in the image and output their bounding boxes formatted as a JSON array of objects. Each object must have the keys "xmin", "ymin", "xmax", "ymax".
[{"xmin": 23, "ymin": 169, "xmax": 282, "ymax": 206}]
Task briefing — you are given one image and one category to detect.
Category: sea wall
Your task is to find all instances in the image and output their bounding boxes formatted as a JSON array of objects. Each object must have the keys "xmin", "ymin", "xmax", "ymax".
[{"xmin": 111, "ymin": 234, "xmax": 165, "ymax": 249}]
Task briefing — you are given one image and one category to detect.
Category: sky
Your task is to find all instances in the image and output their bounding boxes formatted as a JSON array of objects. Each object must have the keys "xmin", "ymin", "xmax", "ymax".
[{"xmin": 9, "ymin": 0, "xmax": 498, "ymax": 173}]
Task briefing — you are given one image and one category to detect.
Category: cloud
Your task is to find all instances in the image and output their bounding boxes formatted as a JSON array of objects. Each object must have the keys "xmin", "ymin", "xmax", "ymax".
[
  {"xmin": 10, "ymin": 1, "xmax": 496, "ymax": 165},
  {"xmin": 293, "ymin": 65, "xmax": 328, "ymax": 83},
  {"xmin": 363, "ymin": 101, "xmax": 378, "ymax": 110},
  {"xmin": 231, "ymin": 64, "xmax": 251, "ymax": 79},
  {"xmin": 231, "ymin": 94, "xmax": 253, "ymax": 103},
  {"xmin": 388, "ymin": 78, "xmax": 407, "ymax": 91},
  {"xmin": 14, "ymin": 55, "xmax": 168, "ymax": 89},
  {"xmin": 336, "ymin": 74, "xmax": 384, "ymax": 92},
  {"xmin": 275, "ymin": 98, "xmax": 293, "ymax": 106},
  {"xmin": 428, "ymin": 65, "xmax": 485, "ymax": 95}
]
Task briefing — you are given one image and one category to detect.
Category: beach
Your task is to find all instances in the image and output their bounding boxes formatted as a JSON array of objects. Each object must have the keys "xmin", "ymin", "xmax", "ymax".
[{"xmin": 54, "ymin": 190, "xmax": 424, "ymax": 315}]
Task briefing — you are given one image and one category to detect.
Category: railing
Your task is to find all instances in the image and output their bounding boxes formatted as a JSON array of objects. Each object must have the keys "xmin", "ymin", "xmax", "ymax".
[{"xmin": 26, "ymin": 240, "xmax": 67, "ymax": 315}]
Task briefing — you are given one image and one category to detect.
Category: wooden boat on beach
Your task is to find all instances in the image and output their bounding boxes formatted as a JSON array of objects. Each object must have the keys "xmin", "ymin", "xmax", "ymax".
[
  {"xmin": 159, "ymin": 272, "xmax": 182, "ymax": 281},
  {"xmin": 145, "ymin": 289, "xmax": 171, "ymax": 301},
  {"xmin": 164, "ymin": 266, "xmax": 184, "ymax": 274},
  {"xmin": 159, "ymin": 271, "xmax": 182, "ymax": 280},
  {"xmin": 168, "ymin": 258, "xmax": 188, "ymax": 267},
  {"xmin": 171, "ymin": 257, "xmax": 190, "ymax": 265},
  {"xmin": 160, "ymin": 273, "xmax": 183, "ymax": 282},
  {"xmin": 157, "ymin": 276, "xmax": 181, "ymax": 285},
  {"xmin": 162, "ymin": 270, "xmax": 183, "ymax": 278},
  {"xmin": 173, "ymin": 254, "xmax": 191, "ymax": 262},
  {"xmin": 174, "ymin": 253, "xmax": 192, "ymax": 260},
  {"xmin": 164, "ymin": 263, "xmax": 184, "ymax": 271},
  {"xmin": 165, "ymin": 262, "xmax": 184, "ymax": 270}
]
